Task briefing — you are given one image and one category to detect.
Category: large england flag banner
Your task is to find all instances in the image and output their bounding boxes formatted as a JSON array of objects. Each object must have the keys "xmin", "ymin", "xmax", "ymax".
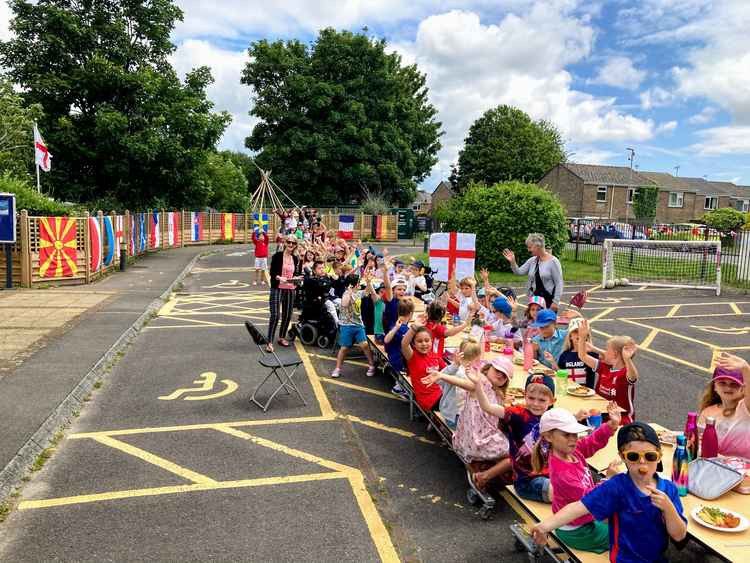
[
  {"xmin": 338, "ymin": 215, "xmax": 354, "ymax": 239},
  {"xmin": 115, "ymin": 215, "xmax": 123, "ymax": 261},
  {"xmin": 429, "ymin": 232, "xmax": 476, "ymax": 282}
]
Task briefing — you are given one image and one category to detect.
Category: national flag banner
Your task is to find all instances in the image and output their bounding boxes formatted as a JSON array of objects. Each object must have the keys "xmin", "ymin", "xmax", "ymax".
[
  {"xmin": 429, "ymin": 232, "xmax": 476, "ymax": 282},
  {"xmin": 221, "ymin": 212, "xmax": 234, "ymax": 240},
  {"xmin": 150, "ymin": 211, "xmax": 160, "ymax": 249},
  {"xmin": 115, "ymin": 215, "xmax": 123, "ymax": 262},
  {"xmin": 88, "ymin": 216, "xmax": 103, "ymax": 273},
  {"xmin": 167, "ymin": 212, "xmax": 179, "ymax": 246},
  {"xmin": 38, "ymin": 217, "xmax": 78, "ymax": 278},
  {"xmin": 338, "ymin": 214, "xmax": 355, "ymax": 239},
  {"xmin": 253, "ymin": 212, "xmax": 269, "ymax": 234},
  {"xmin": 103, "ymin": 215, "xmax": 115, "ymax": 267},
  {"xmin": 34, "ymin": 123, "xmax": 52, "ymax": 172},
  {"xmin": 138, "ymin": 213, "xmax": 146, "ymax": 253},
  {"xmin": 191, "ymin": 211, "xmax": 203, "ymax": 242},
  {"xmin": 129, "ymin": 215, "xmax": 135, "ymax": 256}
]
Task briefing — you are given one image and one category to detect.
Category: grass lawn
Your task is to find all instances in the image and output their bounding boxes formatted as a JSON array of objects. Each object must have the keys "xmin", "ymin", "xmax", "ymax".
[{"xmin": 410, "ymin": 253, "xmax": 601, "ymax": 284}]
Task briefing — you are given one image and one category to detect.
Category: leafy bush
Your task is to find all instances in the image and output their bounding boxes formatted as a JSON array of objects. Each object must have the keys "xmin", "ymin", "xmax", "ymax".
[
  {"xmin": 435, "ymin": 181, "xmax": 567, "ymax": 271},
  {"xmin": 701, "ymin": 208, "xmax": 745, "ymax": 234},
  {"xmin": 360, "ymin": 192, "xmax": 390, "ymax": 215},
  {"xmin": 633, "ymin": 185, "xmax": 658, "ymax": 221},
  {"xmin": 0, "ymin": 172, "xmax": 71, "ymax": 215}
]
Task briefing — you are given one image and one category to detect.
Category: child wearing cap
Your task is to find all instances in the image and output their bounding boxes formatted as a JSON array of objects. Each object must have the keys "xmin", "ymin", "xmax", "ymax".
[
  {"xmin": 546, "ymin": 317, "xmax": 599, "ymax": 388},
  {"xmin": 576, "ymin": 320, "xmax": 639, "ymax": 425},
  {"xmin": 530, "ymin": 309, "xmax": 568, "ymax": 370},
  {"xmin": 487, "ymin": 296, "xmax": 522, "ymax": 348},
  {"xmin": 472, "ymin": 372, "xmax": 556, "ymax": 502},
  {"xmin": 519, "ymin": 295, "xmax": 546, "ymax": 340},
  {"xmin": 699, "ymin": 352, "xmax": 750, "ymax": 459},
  {"xmin": 532, "ymin": 422, "xmax": 687, "ymax": 562},
  {"xmin": 422, "ymin": 354, "xmax": 513, "ymax": 491},
  {"xmin": 530, "ymin": 404, "xmax": 621, "ymax": 553}
]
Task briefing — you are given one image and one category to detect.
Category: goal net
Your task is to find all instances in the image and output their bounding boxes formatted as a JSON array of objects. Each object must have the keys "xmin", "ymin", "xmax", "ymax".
[{"xmin": 602, "ymin": 239, "xmax": 721, "ymax": 295}]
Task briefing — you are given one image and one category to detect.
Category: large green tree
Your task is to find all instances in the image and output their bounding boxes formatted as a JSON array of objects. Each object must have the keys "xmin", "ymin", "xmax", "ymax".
[
  {"xmin": 0, "ymin": 76, "xmax": 43, "ymax": 178},
  {"xmin": 198, "ymin": 152, "xmax": 250, "ymax": 212},
  {"xmin": 242, "ymin": 28, "xmax": 442, "ymax": 206},
  {"xmin": 0, "ymin": 0, "xmax": 230, "ymax": 208},
  {"xmin": 455, "ymin": 105, "xmax": 565, "ymax": 189}
]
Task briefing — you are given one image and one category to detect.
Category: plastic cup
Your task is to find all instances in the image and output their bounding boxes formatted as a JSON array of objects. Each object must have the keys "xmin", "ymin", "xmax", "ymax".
[
  {"xmin": 555, "ymin": 369, "xmax": 568, "ymax": 396},
  {"xmin": 588, "ymin": 412, "xmax": 602, "ymax": 428}
]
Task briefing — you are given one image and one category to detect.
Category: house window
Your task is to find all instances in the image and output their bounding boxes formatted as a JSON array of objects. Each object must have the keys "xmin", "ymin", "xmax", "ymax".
[
  {"xmin": 704, "ymin": 196, "xmax": 718, "ymax": 210},
  {"xmin": 742, "ymin": 200, "xmax": 750, "ymax": 213},
  {"xmin": 627, "ymin": 188, "xmax": 638, "ymax": 205},
  {"xmin": 596, "ymin": 186, "xmax": 607, "ymax": 202},
  {"xmin": 668, "ymin": 192, "xmax": 684, "ymax": 208}
]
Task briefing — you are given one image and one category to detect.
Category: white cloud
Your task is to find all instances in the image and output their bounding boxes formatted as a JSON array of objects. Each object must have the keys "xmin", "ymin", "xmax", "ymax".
[
  {"xmin": 691, "ymin": 126, "xmax": 750, "ymax": 156},
  {"xmin": 0, "ymin": 1, "xmax": 12, "ymax": 42},
  {"xmin": 169, "ymin": 40, "xmax": 256, "ymax": 153},
  {"xmin": 656, "ymin": 120, "xmax": 677, "ymax": 134},
  {"xmin": 589, "ymin": 56, "xmax": 646, "ymax": 90},
  {"xmin": 567, "ymin": 147, "xmax": 617, "ymax": 164},
  {"xmin": 393, "ymin": 7, "xmax": 654, "ymax": 184},
  {"xmin": 688, "ymin": 106, "xmax": 718, "ymax": 125},
  {"xmin": 639, "ymin": 87, "xmax": 674, "ymax": 110}
]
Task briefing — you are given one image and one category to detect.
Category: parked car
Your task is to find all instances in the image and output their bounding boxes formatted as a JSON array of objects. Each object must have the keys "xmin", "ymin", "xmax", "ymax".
[
  {"xmin": 568, "ymin": 217, "xmax": 596, "ymax": 242},
  {"xmin": 589, "ymin": 222, "xmax": 648, "ymax": 244}
]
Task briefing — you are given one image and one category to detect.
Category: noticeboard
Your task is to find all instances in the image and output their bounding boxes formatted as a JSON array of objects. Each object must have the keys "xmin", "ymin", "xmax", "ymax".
[{"xmin": 0, "ymin": 193, "xmax": 16, "ymax": 244}]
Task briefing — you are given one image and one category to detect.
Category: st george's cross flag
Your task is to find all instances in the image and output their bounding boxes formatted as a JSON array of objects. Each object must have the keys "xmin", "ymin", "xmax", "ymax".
[
  {"xmin": 150, "ymin": 211, "xmax": 160, "ymax": 249},
  {"xmin": 34, "ymin": 123, "xmax": 52, "ymax": 172},
  {"xmin": 338, "ymin": 215, "xmax": 355, "ymax": 239},
  {"xmin": 167, "ymin": 212, "xmax": 179, "ymax": 246},
  {"xmin": 429, "ymin": 232, "xmax": 476, "ymax": 282},
  {"xmin": 115, "ymin": 215, "xmax": 123, "ymax": 262},
  {"xmin": 88, "ymin": 216, "xmax": 103, "ymax": 273},
  {"xmin": 190, "ymin": 212, "xmax": 203, "ymax": 242}
]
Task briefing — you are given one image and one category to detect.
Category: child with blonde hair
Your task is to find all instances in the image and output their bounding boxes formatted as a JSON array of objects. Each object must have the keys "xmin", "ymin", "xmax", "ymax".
[
  {"xmin": 699, "ymin": 352, "xmax": 750, "ymax": 459},
  {"xmin": 447, "ymin": 276, "xmax": 480, "ymax": 321},
  {"xmin": 423, "ymin": 355, "xmax": 514, "ymax": 491},
  {"xmin": 576, "ymin": 320, "xmax": 638, "ymax": 425}
]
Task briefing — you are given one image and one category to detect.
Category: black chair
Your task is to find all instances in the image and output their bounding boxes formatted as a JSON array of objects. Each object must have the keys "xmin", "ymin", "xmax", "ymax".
[{"xmin": 244, "ymin": 321, "xmax": 307, "ymax": 412}]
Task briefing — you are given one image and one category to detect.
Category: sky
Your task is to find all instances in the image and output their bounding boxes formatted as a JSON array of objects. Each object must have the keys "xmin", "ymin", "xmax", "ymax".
[{"xmin": 3, "ymin": 0, "xmax": 750, "ymax": 192}]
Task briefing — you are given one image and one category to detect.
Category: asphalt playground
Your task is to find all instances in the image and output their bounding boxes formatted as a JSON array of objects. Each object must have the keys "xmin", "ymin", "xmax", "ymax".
[{"xmin": 0, "ymin": 250, "xmax": 745, "ymax": 562}]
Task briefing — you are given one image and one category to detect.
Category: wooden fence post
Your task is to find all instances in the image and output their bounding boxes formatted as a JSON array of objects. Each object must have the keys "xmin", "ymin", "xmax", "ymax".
[
  {"xmin": 19, "ymin": 210, "xmax": 31, "ymax": 287},
  {"xmin": 208, "ymin": 212, "xmax": 213, "ymax": 245},
  {"xmin": 84, "ymin": 211, "xmax": 91, "ymax": 284},
  {"xmin": 244, "ymin": 212, "xmax": 249, "ymax": 244},
  {"xmin": 181, "ymin": 210, "xmax": 185, "ymax": 247}
]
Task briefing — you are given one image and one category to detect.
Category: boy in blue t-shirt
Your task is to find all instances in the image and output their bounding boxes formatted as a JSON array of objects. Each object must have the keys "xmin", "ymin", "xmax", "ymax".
[
  {"xmin": 383, "ymin": 300, "xmax": 415, "ymax": 398},
  {"xmin": 531, "ymin": 422, "xmax": 687, "ymax": 562},
  {"xmin": 530, "ymin": 309, "xmax": 568, "ymax": 369}
]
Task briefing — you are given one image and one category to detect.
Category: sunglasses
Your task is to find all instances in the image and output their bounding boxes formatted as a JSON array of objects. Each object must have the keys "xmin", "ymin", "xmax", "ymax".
[
  {"xmin": 621, "ymin": 450, "xmax": 662, "ymax": 463},
  {"xmin": 285, "ymin": 241, "xmax": 297, "ymax": 245}
]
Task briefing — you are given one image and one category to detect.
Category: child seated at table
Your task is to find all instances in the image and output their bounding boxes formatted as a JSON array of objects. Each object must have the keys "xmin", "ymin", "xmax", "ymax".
[
  {"xmin": 576, "ymin": 320, "xmax": 638, "ymax": 425},
  {"xmin": 487, "ymin": 296, "xmax": 522, "ymax": 349},
  {"xmin": 424, "ymin": 301, "xmax": 469, "ymax": 360},
  {"xmin": 447, "ymin": 276, "xmax": 480, "ymax": 321},
  {"xmin": 472, "ymin": 372, "xmax": 556, "ymax": 502},
  {"xmin": 401, "ymin": 321, "xmax": 444, "ymax": 412},
  {"xmin": 530, "ymin": 403, "xmax": 621, "ymax": 553},
  {"xmin": 544, "ymin": 317, "xmax": 599, "ymax": 388},
  {"xmin": 383, "ymin": 299, "xmax": 416, "ymax": 400},
  {"xmin": 530, "ymin": 309, "xmax": 567, "ymax": 370},
  {"xmin": 518, "ymin": 295, "xmax": 546, "ymax": 339},
  {"xmin": 699, "ymin": 352, "xmax": 750, "ymax": 459},
  {"xmin": 531, "ymin": 422, "xmax": 687, "ymax": 562},
  {"xmin": 423, "ymin": 356, "xmax": 514, "ymax": 491}
]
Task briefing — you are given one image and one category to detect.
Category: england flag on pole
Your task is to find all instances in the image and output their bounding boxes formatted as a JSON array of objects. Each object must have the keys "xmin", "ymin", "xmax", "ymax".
[
  {"xmin": 34, "ymin": 123, "xmax": 52, "ymax": 172},
  {"xmin": 338, "ymin": 215, "xmax": 355, "ymax": 239}
]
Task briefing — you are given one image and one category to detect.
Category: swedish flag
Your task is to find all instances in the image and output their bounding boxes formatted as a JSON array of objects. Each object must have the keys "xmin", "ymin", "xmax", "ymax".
[{"xmin": 253, "ymin": 212, "xmax": 269, "ymax": 234}]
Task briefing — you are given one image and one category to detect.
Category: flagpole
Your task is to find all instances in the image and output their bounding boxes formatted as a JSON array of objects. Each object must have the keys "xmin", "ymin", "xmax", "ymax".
[{"xmin": 36, "ymin": 164, "xmax": 41, "ymax": 193}]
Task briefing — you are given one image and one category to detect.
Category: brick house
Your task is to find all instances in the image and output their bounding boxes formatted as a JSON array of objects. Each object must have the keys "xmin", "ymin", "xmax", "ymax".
[
  {"xmin": 540, "ymin": 163, "xmax": 750, "ymax": 223},
  {"xmin": 411, "ymin": 189, "xmax": 432, "ymax": 214},
  {"xmin": 430, "ymin": 180, "xmax": 455, "ymax": 213}
]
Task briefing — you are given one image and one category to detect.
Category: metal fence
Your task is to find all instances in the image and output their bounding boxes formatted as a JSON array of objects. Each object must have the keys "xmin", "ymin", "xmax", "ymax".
[{"xmin": 562, "ymin": 219, "xmax": 750, "ymax": 289}]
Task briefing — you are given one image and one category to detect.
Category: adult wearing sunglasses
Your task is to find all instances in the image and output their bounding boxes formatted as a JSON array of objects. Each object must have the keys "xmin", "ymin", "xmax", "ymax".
[{"xmin": 268, "ymin": 235, "xmax": 302, "ymax": 351}]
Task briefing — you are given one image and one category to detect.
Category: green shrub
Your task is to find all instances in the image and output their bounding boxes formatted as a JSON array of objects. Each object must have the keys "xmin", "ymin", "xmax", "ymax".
[
  {"xmin": 435, "ymin": 181, "xmax": 567, "ymax": 271},
  {"xmin": 0, "ymin": 172, "xmax": 71, "ymax": 215},
  {"xmin": 702, "ymin": 208, "xmax": 745, "ymax": 234},
  {"xmin": 361, "ymin": 192, "xmax": 390, "ymax": 215}
]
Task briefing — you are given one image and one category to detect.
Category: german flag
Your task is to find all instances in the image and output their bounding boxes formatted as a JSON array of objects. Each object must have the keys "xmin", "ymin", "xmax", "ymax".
[{"xmin": 39, "ymin": 217, "xmax": 78, "ymax": 278}]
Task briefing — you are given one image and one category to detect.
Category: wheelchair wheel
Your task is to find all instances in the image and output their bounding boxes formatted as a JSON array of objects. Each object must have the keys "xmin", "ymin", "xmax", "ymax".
[
  {"xmin": 316, "ymin": 334, "xmax": 330, "ymax": 348},
  {"xmin": 298, "ymin": 323, "xmax": 318, "ymax": 346}
]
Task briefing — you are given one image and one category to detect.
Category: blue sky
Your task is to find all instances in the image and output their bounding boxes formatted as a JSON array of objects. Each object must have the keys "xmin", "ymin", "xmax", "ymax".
[{"xmin": 6, "ymin": 1, "xmax": 747, "ymax": 191}]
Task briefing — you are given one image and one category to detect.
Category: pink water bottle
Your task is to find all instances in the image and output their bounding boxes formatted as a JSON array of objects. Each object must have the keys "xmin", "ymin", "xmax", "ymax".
[
  {"xmin": 523, "ymin": 331, "xmax": 534, "ymax": 370},
  {"xmin": 684, "ymin": 412, "xmax": 699, "ymax": 461},
  {"xmin": 483, "ymin": 325, "xmax": 493, "ymax": 352},
  {"xmin": 701, "ymin": 417, "xmax": 719, "ymax": 458}
]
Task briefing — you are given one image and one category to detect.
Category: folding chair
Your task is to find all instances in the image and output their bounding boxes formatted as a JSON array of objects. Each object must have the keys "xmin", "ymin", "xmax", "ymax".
[{"xmin": 244, "ymin": 321, "xmax": 307, "ymax": 412}]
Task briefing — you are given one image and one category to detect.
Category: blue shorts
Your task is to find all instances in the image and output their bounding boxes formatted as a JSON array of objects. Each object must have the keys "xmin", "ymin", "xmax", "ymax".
[
  {"xmin": 515, "ymin": 476, "xmax": 551, "ymax": 503},
  {"xmin": 339, "ymin": 324, "xmax": 367, "ymax": 348}
]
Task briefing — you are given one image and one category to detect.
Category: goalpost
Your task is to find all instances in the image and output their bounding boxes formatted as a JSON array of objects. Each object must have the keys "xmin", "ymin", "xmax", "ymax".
[{"xmin": 602, "ymin": 239, "xmax": 721, "ymax": 295}]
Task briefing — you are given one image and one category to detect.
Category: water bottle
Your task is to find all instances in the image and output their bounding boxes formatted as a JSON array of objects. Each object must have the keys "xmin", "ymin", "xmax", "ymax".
[
  {"xmin": 523, "ymin": 331, "xmax": 534, "ymax": 370},
  {"xmin": 672, "ymin": 435, "xmax": 689, "ymax": 496},
  {"xmin": 504, "ymin": 330, "xmax": 514, "ymax": 355},
  {"xmin": 684, "ymin": 412, "xmax": 699, "ymax": 461},
  {"xmin": 483, "ymin": 325, "xmax": 493, "ymax": 352},
  {"xmin": 452, "ymin": 313, "xmax": 460, "ymax": 326},
  {"xmin": 701, "ymin": 417, "xmax": 719, "ymax": 458}
]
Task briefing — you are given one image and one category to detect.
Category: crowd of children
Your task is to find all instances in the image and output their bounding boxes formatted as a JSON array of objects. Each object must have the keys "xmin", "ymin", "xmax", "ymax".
[{"xmin": 250, "ymin": 223, "xmax": 749, "ymax": 561}]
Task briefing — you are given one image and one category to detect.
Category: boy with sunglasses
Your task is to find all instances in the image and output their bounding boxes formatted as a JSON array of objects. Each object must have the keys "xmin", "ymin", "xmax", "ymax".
[{"xmin": 531, "ymin": 422, "xmax": 687, "ymax": 562}]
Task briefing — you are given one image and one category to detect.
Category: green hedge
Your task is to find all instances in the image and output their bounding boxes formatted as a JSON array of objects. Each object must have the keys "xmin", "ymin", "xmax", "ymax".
[
  {"xmin": 0, "ymin": 172, "xmax": 76, "ymax": 215},
  {"xmin": 434, "ymin": 181, "xmax": 567, "ymax": 271}
]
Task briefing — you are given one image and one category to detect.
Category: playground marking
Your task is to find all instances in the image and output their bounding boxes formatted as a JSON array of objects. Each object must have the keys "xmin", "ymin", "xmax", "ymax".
[
  {"xmin": 321, "ymin": 377, "xmax": 401, "ymax": 401},
  {"xmin": 640, "ymin": 328, "xmax": 660, "ymax": 349},
  {"xmin": 690, "ymin": 325, "xmax": 750, "ymax": 336},
  {"xmin": 588, "ymin": 307, "xmax": 615, "ymax": 322},
  {"xmin": 158, "ymin": 371, "xmax": 238, "ymax": 401},
  {"xmin": 730, "ymin": 302, "xmax": 742, "ymax": 315},
  {"xmin": 665, "ymin": 305, "xmax": 681, "ymax": 318},
  {"xmin": 343, "ymin": 414, "xmax": 437, "ymax": 445},
  {"xmin": 310, "ymin": 353, "xmax": 371, "ymax": 368},
  {"xmin": 295, "ymin": 340, "xmax": 334, "ymax": 418}
]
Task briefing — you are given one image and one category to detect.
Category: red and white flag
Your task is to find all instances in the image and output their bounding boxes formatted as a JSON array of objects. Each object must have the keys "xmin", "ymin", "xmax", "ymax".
[
  {"xmin": 429, "ymin": 232, "xmax": 476, "ymax": 282},
  {"xmin": 34, "ymin": 123, "xmax": 52, "ymax": 172}
]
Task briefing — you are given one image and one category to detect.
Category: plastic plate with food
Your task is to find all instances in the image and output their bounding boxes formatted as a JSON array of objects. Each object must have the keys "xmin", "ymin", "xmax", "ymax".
[
  {"xmin": 505, "ymin": 388, "xmax": 526, "ymax": 400},
  {"xmin": 566, "ymin": 384, "xmax": 595, "ymax": 398},
  {"xmin": 691, "ymin": 505, "xmax": 749, "ymax": 532},
  {"xmin": 656, "ymin": 429, "xmax": 679, "ymax": 446}
]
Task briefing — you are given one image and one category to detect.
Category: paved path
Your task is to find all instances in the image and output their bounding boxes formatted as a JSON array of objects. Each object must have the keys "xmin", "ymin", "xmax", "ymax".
[{"xmin": 0, "ymin": 250, "xmax": 738, "ymax": 561}]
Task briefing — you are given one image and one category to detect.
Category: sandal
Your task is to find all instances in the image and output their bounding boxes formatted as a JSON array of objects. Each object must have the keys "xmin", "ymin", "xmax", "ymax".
[
  {"xmin": 265, "ymin": 343, "xmax": 274, "ymax": 353},
  {"xmin": 278, "ymin": 338, "xmax": 290, "ymax": 347}
]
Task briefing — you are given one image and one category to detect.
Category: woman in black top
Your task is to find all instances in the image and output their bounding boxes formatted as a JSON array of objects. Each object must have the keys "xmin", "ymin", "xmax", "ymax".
[{"xmin": 268, "ymin": 235, "xmax": 302, "ymax": 351}]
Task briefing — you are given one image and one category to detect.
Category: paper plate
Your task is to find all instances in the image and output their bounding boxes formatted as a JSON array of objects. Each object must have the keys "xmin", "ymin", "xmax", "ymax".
[
  {"xmin": 566, "ymin": 386, "xmax": 595, "ymax": 398},
  {"xmin": 691, "ymin": 505, "xmax": 749, "ymax": 533}
]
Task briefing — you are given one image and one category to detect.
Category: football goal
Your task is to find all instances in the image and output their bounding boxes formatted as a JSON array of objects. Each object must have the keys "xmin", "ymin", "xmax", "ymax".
[{"xmin": 602, "ymin": 239, "xmax": 721, "ymax": 295}]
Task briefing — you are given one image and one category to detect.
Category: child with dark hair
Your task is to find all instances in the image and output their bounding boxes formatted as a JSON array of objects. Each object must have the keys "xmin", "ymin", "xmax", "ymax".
[{"xmin": 424, "ymin": 301, "xmax": 469, "ymax": 359}]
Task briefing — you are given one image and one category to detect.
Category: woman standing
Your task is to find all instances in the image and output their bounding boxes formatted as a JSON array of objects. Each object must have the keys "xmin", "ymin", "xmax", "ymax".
[
  {"xmin": 502, "ymin": 233, "xmax": 563, "ymax": 311},
  {"xmin": 268, "ymin": 235, "xmax": 302, "ymax": 351}
]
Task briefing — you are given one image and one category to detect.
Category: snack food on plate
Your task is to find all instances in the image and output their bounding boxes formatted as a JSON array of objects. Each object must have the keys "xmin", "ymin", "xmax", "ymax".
[
  {"xmin": 656, "ymin": 429, "xmax": 679, "ymax": 446},
  {"xmin": 567, "ymin": 384, "xmax": 594, "ymax": 397},
  {"xmin": 696, "ymin": 507, "xmax": 741, "ymax": 529}
]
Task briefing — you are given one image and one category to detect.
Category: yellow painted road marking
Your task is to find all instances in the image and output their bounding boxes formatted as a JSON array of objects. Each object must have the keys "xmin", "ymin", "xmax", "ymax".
[
  {"xmin": 70, "ymin": 416, "xmax": 334, "ymax": 439},
  {"xmin": 92, "ymin": 436, "xmax": 216, "ymax": 484},
  {"xmin": 690, "ymin": 325, "xmax": 750, "ymax": 335},
  {"xmin": 585, "ymin": 300, "xmax": 750, "ymax": 311},
  {"xmin": 18, "ymin": 473, "xmax": 346, "ymax": 510},
  {"xmin": 620, "ymin": 318, "xmax": 720, "ymax": 349},
  {"xmin": 640, "ymin": 328, "xmax": 659, "ymax": 349},
  {"xmin": 295, "ymin": 340, "xmax": 334, "ymax": 417},
  {"xmin": 588, "ymin": 307, "xmax": 615, "ymax": 322},
  {"xmin": 730, "ymin": 302, "xmax": 742, "ymax": 314},
  {"xmin": 321, "ymin": 377, "xmax": 401, "ymax": 401},
  {"xmin": 310, "ymin": 353, "xmax": 371, "ymax": 368},
  {"xmin": 665, "ymin": 305, "xmax": 681, "ymax": 318},
  {"xmin": 593, "ymin": 312, "xmax": 750, "ymax": 322},
  {"xmin": 157, "ymin": 296, "xmax": 177, "ymax": 316},
  {"xmin": 158, "ymin": 371, "xmax": 238, "ymax": 401},
  {"xmin": 343, "ymin": 414, "xmax": 437, "ymax": 445}
]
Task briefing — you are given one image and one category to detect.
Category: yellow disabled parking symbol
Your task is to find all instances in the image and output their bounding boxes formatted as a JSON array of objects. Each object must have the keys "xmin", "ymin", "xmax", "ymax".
[{"xmin": 159, "ymin": 371, "xmax": 238, "ymax": 401}]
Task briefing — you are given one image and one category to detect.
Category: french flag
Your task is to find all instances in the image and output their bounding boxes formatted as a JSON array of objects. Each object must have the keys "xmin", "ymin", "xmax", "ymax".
[
  {"xmin": 191, "ymin": 212, "xmax": 203, "ymax": 242},
  {"xmin": 338, "ymin": 214, "xmax": 355, "ymax": 239},
  {"xmin": 150, "ymin": 211, "xmax": 160, "ymax": 248}
]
